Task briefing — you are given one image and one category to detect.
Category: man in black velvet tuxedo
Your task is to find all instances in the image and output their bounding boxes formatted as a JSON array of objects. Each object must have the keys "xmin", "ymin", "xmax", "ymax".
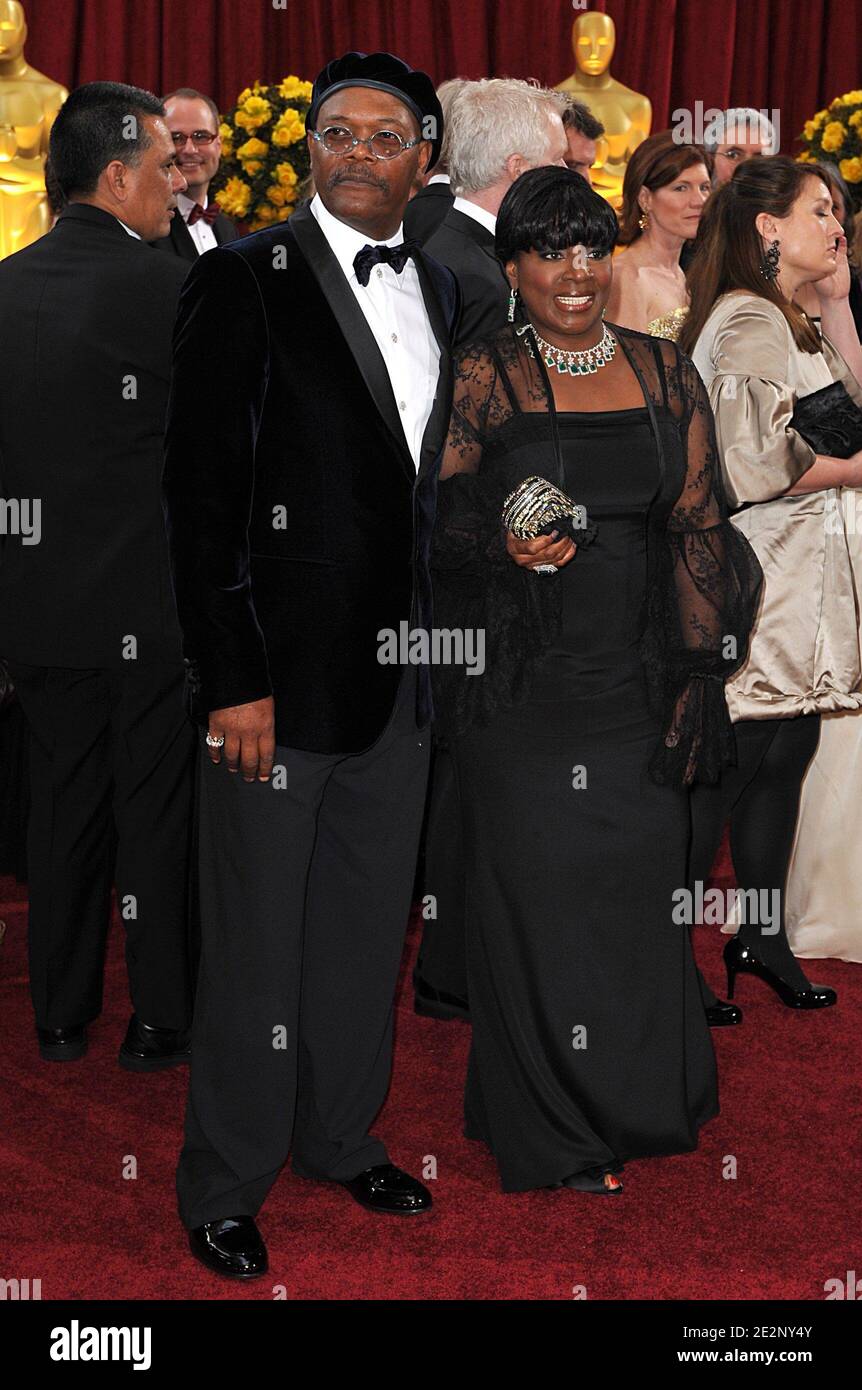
[
  {"xmin": 0, "ymin": 82, "xmax": 196, "ymax": 1070},
  {"xmin": 164, "ymin": 51, "xmax": 458, "ymax": 1279},
  {"xmin": 149, "ymin": 88, "xmax": 239, "ymax": 262}
]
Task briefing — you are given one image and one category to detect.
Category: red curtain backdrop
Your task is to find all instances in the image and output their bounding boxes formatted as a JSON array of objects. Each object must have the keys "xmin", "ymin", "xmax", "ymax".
[{"xmin": 23, "ymin": 0, "xmax": 862, "ymax": 155}]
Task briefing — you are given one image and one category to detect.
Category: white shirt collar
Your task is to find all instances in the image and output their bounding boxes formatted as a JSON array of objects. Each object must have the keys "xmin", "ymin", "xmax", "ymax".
[
  {"xmin": 115, "ymin": 217, "xmax": 141, "ymax": 240},
  {"xmin": 427, "ymin": 173, "xmax": 450, "ymax": 186},
  {"xmin": 452, "ymin": 197, "xmax": 497, "ymax": 236},
  {"xmin": 310, "ymin": 193, "xmax": 404, "ymax": 284},
  {"xmin": 178, "ymin": 191, "xmax": 207, "ymax": 216}
]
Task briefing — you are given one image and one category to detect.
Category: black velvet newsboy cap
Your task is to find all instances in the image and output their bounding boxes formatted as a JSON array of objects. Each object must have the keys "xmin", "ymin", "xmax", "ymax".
[{"xmin": 307, "ymin": 51, "xmax": 443, "ymax": 169}]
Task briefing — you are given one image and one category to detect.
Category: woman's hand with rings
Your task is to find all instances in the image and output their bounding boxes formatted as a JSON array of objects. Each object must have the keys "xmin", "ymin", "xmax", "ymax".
[{"xmin": 505, "ymin": 527, "xmax": 577, "ymax": 570}]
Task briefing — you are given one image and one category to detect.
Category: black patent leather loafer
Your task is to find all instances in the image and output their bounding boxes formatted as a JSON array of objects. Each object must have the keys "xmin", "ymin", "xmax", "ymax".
[
  {"xmin": 37, "ymin": 1025, "xmax": 87, "ymax": 1061},
  {"xmin": 705, "ymin": 999, "xmax": 743, "ymax": 1027},
  {"xmin": 188, "ymin": 1217, "xmax": 268, "ymax": 1279},
  {"xmin": 118, "ymin": 1013, "xmax": 191, "ymax": 1071},
  {"xmin": 339, "ymin": 1163, "xmax": 433, "ymax": 1215}
]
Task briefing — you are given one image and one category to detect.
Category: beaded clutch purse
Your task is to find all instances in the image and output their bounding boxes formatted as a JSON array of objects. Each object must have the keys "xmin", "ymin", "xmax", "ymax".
[{"xmin": 501, "ymin": 476, "xmax": 597, "ymax": 545}]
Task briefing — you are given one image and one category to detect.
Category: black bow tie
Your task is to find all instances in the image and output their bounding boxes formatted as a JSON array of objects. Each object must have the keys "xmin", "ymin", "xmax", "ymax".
[{"xmin": 353, "ymin": 241, "xmax": 416, "ymax": 286}]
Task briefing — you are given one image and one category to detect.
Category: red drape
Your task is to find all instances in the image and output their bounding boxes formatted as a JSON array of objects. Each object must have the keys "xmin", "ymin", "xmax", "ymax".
[{"xmin": 25, "ymin": 0, "xmax": 862, "ymax": 154}]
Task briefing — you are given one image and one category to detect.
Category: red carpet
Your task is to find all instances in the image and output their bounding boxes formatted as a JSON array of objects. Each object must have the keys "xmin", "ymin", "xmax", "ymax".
[{"xmin": 1, "ymin": 854, "xmax": 860, "ymax": 1302}]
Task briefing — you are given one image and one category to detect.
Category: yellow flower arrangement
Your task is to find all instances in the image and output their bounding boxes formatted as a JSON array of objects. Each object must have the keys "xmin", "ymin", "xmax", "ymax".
[
  {"xmin": 840, "ymin": 156, "xmax": 862, "ymax": 184},
  {"xmin": 799, "ymin": 91, "xmax": 862, "ymax": 207},
  {"xmin": 821, "ymin": 120, "xmax": 847, "ymax": 152},
  {"xmin": 212, "ymin": 74, "xmax": 313, "ymax": 230}
]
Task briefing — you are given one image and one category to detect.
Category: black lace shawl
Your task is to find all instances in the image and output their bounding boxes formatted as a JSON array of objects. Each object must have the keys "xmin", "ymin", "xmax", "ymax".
[{"xmin": 430, "ymin": 324, "xmax": 764, "ymax": 788}]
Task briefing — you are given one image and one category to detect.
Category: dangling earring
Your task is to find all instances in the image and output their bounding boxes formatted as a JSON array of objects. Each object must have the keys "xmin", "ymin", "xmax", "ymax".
[
  {"xmin": 507, "ymin": 286, "xmax": 518, "ymax": 322},
  {"xmin": 761, "ymin": 238, "xmax": 781, "ymax": 281},
  {"xmin": 638, "ymin": 208, "xmax": 650, "ymax": 232}
]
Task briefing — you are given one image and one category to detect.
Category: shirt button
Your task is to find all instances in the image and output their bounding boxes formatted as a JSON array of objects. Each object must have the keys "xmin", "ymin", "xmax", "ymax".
[
  {"xmin": 399, "ymin": 400, "xmax": 406, "ymax": 410},
  {"xmin": 391, "ymin": 332, "xmax": 398, "ymax": 342},
  {"xmin": 376, "ymin": 267, "xmax": 383, "ymax": 278}
]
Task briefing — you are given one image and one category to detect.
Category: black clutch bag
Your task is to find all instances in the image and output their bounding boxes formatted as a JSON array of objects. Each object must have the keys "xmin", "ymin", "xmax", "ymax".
[{"xmin": 790, "ymin": 380, "xmax": 862, "ymax": 458}]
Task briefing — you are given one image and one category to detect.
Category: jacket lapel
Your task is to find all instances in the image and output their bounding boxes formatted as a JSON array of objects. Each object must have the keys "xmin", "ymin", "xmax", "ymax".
[
  {"xmin": 414, "ymin": 250, "xmax": 453, "ymax": 479},
  {"xmin": 171, "ymin": 214, "xmax": 199, "ymax": 263},
  {"xmin": 288, "ymin": 203, "xmax": 416, "ymax": 484}
]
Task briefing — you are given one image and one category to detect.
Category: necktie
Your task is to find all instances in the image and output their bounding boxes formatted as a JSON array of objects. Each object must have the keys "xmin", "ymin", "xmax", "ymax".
[
  {"xmin": 353, "ymin": 241, "xmax": 416, "ymax": 286},
  {"xmin": 187, "ymin": 202, "xmax": 220, "ymax": 227}
]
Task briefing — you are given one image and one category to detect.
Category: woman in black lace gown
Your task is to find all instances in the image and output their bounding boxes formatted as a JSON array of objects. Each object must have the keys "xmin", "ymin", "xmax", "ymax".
[{"xmin": 430, "ymin": 168, "xmax": 762, "ymax": 1195}]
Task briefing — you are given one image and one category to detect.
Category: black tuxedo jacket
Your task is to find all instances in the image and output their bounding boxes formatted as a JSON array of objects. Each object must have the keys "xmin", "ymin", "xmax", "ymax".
[
  {"xmin": 150, "ymin": 206, "xmax": 240, "ymax": 263},
  {"xmin": 403, "ymin": 180, "xmax": 455, "ymax": 245},
  {"xmin": 424, "ymin": 207, "xmax": 510, "ymax": 347},
  {"xmin": 0, "ymin": 203, "xmax": 190, "ymax": 668},
  {"xmin": 163, "ymin": 202, "xmax": 458, "ymax": 754}
]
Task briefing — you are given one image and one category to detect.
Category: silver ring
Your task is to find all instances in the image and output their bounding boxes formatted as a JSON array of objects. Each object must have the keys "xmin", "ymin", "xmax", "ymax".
[
  {"xmin": 531, "ymin": 563, "xmax": 558, "ymax": 574},
  {"xmin": 205, "ymin": 732, "xmax": 225, "ymax": 748}
]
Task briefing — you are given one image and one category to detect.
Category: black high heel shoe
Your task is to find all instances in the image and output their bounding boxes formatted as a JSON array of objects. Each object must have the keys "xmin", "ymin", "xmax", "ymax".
[{"xmin": 724, "ymin": 937, "xmax": 837, "ymax": 1010}]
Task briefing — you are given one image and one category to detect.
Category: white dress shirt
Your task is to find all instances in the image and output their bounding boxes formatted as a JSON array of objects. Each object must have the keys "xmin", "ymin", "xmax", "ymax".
[
  {"xmin": 115, "ymin": 217, "xmax": 141, "ymax": 239},
  {"xmin": 309, "ymin": 193, "xmax": 440, "ymax": 472},
  {"xmin": 178, "ymin": 192, "xmax": 219, "ymax": 255},
  {"xmin": 452, "ymin": 196, "xmax": 497, "ymax": 236}
]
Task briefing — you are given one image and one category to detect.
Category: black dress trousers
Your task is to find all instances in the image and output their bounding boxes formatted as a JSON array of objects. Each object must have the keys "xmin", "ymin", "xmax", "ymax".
[
  {"xmin": 176, "ymin": 668, "xmax": 430, "ymax": 1229},
  {"xmin": 8, "ymin": 660, "xmax": 196, "ymax": 1030}
]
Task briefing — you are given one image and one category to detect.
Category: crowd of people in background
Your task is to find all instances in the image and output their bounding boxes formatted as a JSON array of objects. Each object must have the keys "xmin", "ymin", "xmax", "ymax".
[{"xmin": 2, "ymin": 55, "xmax": 861, "ymax": 1276}]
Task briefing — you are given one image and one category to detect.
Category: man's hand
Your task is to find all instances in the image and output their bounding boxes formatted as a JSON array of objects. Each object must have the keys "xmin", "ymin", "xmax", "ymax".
[
  {"xmin": 505, "ymin": 528, "xmax": 577, "ymax": 569},
  {"xmin": 207, "ymin": 696, "xmax": 276, "ymax": 782}
]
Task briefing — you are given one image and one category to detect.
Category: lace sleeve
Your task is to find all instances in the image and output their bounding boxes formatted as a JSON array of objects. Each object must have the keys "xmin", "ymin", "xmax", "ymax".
[
  {"xmin": 430, "ymin": 342, "xmax": 561, "ymax": 735},
  {"xmin": 646, "ymin": 351, "xmax": 764, "ymax": 788},
  {"xmin": 432, "ymin": 345, "xmax": 510, "ymax": 574}
]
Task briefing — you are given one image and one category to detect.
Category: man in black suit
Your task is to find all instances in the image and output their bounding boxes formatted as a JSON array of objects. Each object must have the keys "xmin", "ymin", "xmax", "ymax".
[
  {"xmin": 402, "ymin": 77, "xmax": 463, "ymax": 244},
  {"xmin": 164, "ymin": 51, "xmax": 458, "ymax": 1279},
  {"xmin": 424, "ymin": 77, "xmax": 569, "ymax": 347},
  {"xmin": 150, "ymin": 88, "xmax": 239, "ymax": 261},
  {"xmin": 0, "ymin": 82, "xmax": 197, "ymax": 1069}
]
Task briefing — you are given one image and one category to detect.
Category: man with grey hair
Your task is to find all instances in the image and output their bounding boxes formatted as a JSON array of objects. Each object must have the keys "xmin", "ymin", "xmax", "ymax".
[
  {"xmin": 403, "ymin": 76, "xmax": 464, "ymax": 243},
  {"xmin": 705, "ymin": 107, "xmax": 778, "ymax": 185},
  {"xmin": 423, "ymin": 78, "xmax": 568, "ymax": 345}
]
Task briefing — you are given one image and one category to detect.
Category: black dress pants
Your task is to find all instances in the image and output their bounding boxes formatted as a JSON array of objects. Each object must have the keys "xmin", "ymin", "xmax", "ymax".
[
  {"xmin": 176, "ymin": 671, "xmax": 431, "ymax": 1229},
  {"xmin": 689, "ymin": 713, "xmax": 822, "ymax": 1006},
  {"xmin": 8, "ymin": 660, "xmax": 196, "ymax": 1030}
]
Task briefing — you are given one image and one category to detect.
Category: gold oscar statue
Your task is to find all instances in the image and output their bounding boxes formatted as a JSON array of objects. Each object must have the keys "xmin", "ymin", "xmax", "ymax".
[
  {"xmin": 0, "ymin": 0, "xmax": 67, "ymax": 259},
  {"xmin": 556, "ymin": 10, "xmax": 651, "ymax": 210}
]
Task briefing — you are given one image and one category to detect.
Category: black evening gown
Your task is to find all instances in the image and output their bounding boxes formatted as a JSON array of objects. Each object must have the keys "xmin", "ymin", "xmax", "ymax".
[{"xmin": 451, "ymin": 407, "xmax": 719, "ymax": 1192}]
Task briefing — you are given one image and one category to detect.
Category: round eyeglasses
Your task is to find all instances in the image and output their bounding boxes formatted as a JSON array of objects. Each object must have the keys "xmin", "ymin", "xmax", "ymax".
[{"xmin": 311, "ymin": 125, "xmax": 422, "ymax": 160}]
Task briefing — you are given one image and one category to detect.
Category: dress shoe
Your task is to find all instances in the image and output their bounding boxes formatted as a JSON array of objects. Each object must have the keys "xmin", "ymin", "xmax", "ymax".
[
  {"xmin": 413, "ymin": 973, "xmax": 470, "ymax": 1022},
  {"xmin": 339, "ymin": 1163, "xmax": 432, "ymax": 1215},
  {"xmin": 188, "ymin": 1217, "xmax": 268, "ymax": 1279},
  {"xmin": 705, "ymin": 999, "xmax": 742, "ymax": 1026},
  {"xmin": 118, "ymin": 1013, "xmax": 191, "ymax": 1072},
  {"xmin": 724, "ymin": 938, "xmax": 837, "ymax": 1010},
  {"xmin": 37, "ymin": 1025, "xmax": 87, "ymax": 1062}
]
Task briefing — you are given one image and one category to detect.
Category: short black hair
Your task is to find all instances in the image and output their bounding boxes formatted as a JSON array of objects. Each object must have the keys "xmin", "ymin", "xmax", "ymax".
[
  {"xmin": 49, "ymin": 81, "xmax": 166, "ymax": 200},
  {"xmin": 496, "ymin": 165, "xmax": 618, "ymax": 266},
  {"xmin": 562, "ymin": 99, "xmax": 605, "ymax": 141}
]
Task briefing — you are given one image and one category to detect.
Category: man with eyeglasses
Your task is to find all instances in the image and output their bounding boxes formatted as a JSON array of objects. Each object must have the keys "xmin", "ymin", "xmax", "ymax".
[
  {"xmin": 164, "ymin": 51, "xmax": 458, "ymax": 1279},
  {"xmin": 150, "ymin": 88, "xmax": 239, "ymax": 262}
]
